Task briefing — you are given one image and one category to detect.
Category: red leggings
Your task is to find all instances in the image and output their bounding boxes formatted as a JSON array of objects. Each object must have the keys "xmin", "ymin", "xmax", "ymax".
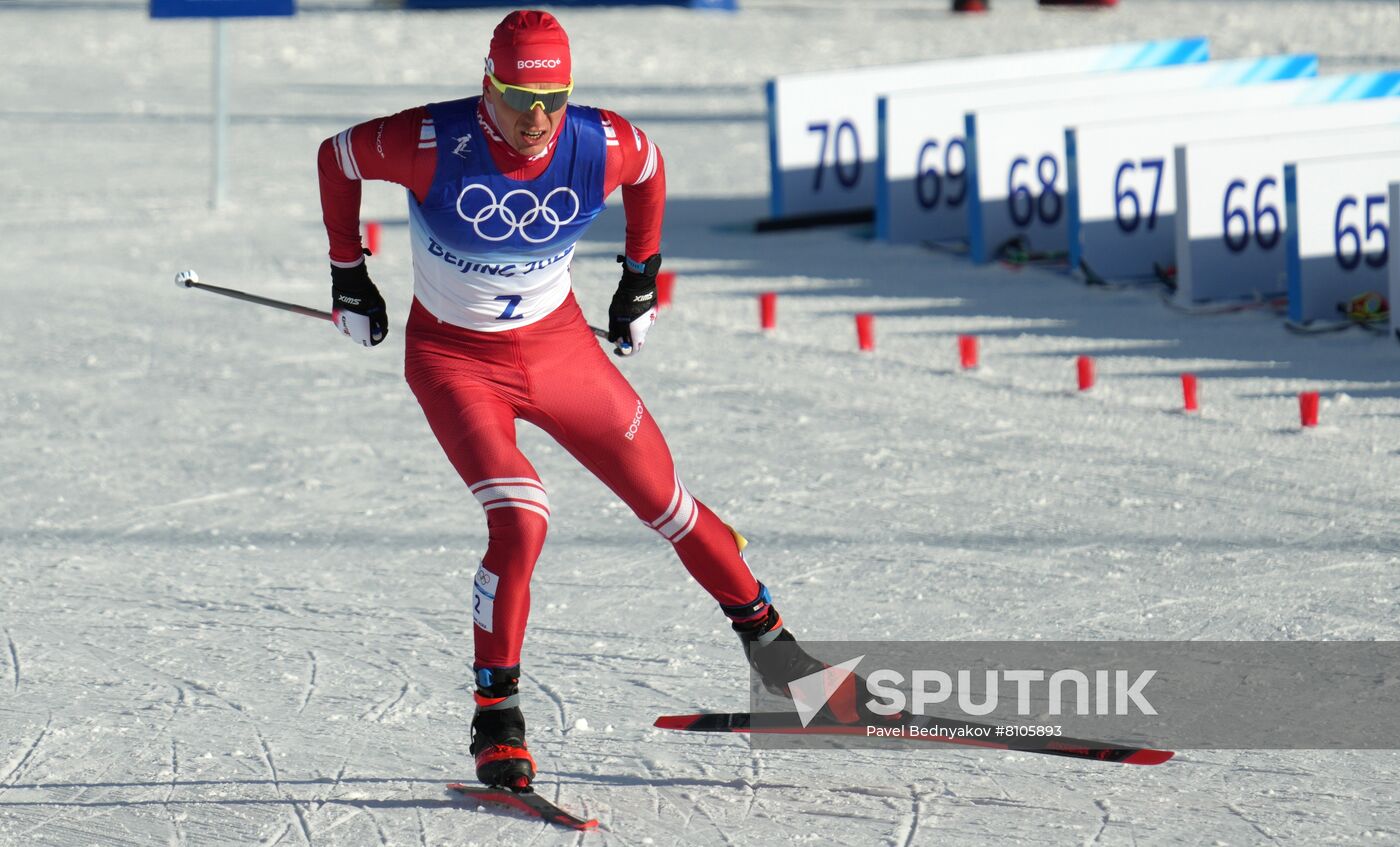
[{"xmin": 404, "ymin": 293, "xmax": 760, "ymax": 669}]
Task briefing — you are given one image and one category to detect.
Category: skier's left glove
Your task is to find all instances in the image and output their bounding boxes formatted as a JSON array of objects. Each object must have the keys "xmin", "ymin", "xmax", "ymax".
[{"xmin": 607, "ymin": 253, "xmax": 660, "ymax": 357}]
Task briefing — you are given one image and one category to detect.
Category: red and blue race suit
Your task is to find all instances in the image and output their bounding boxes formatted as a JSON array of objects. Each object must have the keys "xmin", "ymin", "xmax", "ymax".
[{"xmin": 319, "ymin": 98, "xmax": 762, "ymax": 669}]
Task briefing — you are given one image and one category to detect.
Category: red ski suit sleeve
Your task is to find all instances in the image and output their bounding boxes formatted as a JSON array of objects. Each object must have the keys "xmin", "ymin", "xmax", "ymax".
[{"xmin": 317, "ymin": 105, "xmax": 665, "ymax": 266}]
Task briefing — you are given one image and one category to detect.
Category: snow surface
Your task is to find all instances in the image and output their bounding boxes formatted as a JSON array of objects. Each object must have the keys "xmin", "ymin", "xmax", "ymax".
[{"xmin": 4, "ymin": 0, "xmax": 1400, "ymax": 844}]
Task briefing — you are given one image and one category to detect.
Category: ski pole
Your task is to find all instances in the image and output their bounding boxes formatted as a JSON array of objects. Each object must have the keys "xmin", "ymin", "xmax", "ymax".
[
  {"xmin": 174, "ymin": 269, "xmax": 610, "ymax": 338},
  {"xmin": 174, "ymin": 269, "xmax": 332, "ymax": 321}
]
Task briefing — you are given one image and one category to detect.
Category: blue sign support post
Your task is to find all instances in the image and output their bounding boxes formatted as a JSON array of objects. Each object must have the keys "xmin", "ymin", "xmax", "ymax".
[{"xmin": 151, "ymin": 0, "xmax": 296, "ymax": 210}]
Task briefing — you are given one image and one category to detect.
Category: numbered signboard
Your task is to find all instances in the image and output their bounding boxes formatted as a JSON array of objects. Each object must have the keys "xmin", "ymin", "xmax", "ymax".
[
  {"xmin": 962, "ymin": 56, "xmax": 1318, "ymax": 264},
  {"xmin": 880, "ymin": 55, "xmax": 1315, "ymax": 248},
  {"xmin": 151, "ymin": 0, "xmax": 294, "ymax": 16},
  {"xmin": 1283, "ymin": 153, "xmax": 1400, "ymax": 323},
  {"xmin": 1068, "ymin": 72, "xmax": 1400, "ymax": 281},
  {"xmin": 766, "ymin": 38, "xmax": 1208, "ymax": 223},
  {"xmin": 1174, "ymin": 125, "xmax": 1400, "ymax": 304}
]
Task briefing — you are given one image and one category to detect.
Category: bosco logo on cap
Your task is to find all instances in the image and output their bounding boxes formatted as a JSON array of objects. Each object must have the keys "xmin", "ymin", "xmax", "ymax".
[{"xmin": 487, "ymin": 10, "xmax": 571, "ymax": 86}]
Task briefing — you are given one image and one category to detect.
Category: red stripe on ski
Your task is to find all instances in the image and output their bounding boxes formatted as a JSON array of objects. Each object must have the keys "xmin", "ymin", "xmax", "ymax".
[
  {"xmin": 1118, "ymin": 748, "xmax": 1174, "ymax": 766},
  {"xmin": 653, "ymin": 714, "xmax": 705, "ymax": 731},
  {"xmin": 448, "ymin": 783, "xmax": 599, "ymax": 831}
]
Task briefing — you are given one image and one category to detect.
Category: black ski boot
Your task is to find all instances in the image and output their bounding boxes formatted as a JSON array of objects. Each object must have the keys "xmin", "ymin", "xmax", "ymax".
[
  {"xmin": 725, "ymin": 584, "xmax": 874, "ymax": 725},
  {"xmin": 469, "ymin": 665, "xmax": 536, "ymax": 790}
]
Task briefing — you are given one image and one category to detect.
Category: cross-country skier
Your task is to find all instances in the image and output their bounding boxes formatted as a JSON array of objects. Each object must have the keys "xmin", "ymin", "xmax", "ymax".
[{"xmin": 317, "ymin": 9, "xmax": 865, "ymax": 791}]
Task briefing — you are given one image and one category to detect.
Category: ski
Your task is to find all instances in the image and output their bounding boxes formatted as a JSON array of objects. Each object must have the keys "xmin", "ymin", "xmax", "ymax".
[
  {"xmin": 1283, "ymin": 317, "xmax": 1385, "ymax": 335},
  {"xmin": 447, "ymin": 782, "xmax": 599, "ymax": 831},
  {"xmin": 1160, "ymin": 293, "xmax": 1287, "ymax": 316},
  {"xmin": 654, "ymin": 712, "xmax": 1173, "ymax": 766}
]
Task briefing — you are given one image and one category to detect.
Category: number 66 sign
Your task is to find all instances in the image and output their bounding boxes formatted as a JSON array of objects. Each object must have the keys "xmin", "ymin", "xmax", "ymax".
[{"xmin": 1173, "ymin": 124, "xmax": 1400, "ymax": 305}]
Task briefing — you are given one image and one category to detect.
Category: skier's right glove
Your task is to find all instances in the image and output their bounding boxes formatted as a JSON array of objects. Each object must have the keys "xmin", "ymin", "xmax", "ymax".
[{"xmin": 330, "ymin": 255, "xmax": 388, "ymax": 347}]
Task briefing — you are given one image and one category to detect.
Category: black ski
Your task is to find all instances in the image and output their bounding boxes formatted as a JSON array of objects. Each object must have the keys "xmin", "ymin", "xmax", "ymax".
[
  {"xmin": 448, "ymin": 782, "xmax": 599, "ymax": 831},
  {"xmin": 655, "ymin": 712, "xmax": 1172, "ymax": 766}
]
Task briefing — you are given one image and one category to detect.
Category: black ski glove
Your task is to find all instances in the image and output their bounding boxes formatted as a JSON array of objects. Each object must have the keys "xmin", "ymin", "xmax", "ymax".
[
  {"xmin": 608, "ymin": 253, "xmax": 660, "ymax": 357},
  {"xmin": 330, "ymin": 254, "xmax": 388, "ymax": 347}
]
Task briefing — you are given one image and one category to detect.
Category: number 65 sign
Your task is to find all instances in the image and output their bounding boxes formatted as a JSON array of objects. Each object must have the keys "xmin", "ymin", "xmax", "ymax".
[{"xmin": 1284, "ymin": 152, "xmax": 1400, "ymax": 323}]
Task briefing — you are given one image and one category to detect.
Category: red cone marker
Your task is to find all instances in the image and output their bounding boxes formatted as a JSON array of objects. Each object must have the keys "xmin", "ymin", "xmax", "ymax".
[
  {"xmin": 1181, "ymin": 373, "xmax": 1199, "ymax": 413},
  {"xmin": 1077, "ymin": 355, "xmax": 1095, "ymax": 391},
  {"xmin": 364, "ymin": 221, "xmax": 381, "ymax": 255},
  {"xmin": 856, "ymin": 313, "xmax": 875, "ymax": 351},
  {"xmin": 1299, "ymin": 391, "xmax": 1320, "ymax": 428},
  {"xmin": 958, "ymin": 335, "xmax": 979, "ymax": 369},
  {"xmin": 759, "ymin": 292, "xmax": 777, "ymax": 330},
  {"xmin": 657, "ymin": 271, "xmax": 675, "ymax": 309}
]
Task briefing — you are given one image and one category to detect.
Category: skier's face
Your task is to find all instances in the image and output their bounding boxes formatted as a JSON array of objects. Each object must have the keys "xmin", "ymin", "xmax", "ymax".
[{"xmin": 485, "ymin": 77, "xmax": 570, "ymax": 157}]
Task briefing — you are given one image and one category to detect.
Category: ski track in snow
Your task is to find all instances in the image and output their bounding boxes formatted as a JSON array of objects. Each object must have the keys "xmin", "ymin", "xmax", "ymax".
[
  {"xmin": 358, "ymin": 682, "xmax": 411, "ymax": 724},
  {"xmin": 256, "ymin": 731, "xmax": 312, "ymax": 846},
  {"xmin": 164, "ymin": 739, "xmax": 186, "ymax": 847},
  {"xmin": 893, "ymin": 782, "xmax": 926, "ymax": 847},
  {"xmin": 3, "ymin": 628, "xmax": 19, "ymax": 693},
  {"xmin": 0, "ymin": 716, "xmax": 52, "ymax": 788},
  {"xmin": 296, "ymin": 650, "xmax": 317, "ymax": 715},
  {"xmin": 1226, "ymin": 802, "xmax": 1283, "ymax": 846},
  {"xmin": 1087, "ymin": 798, "xmax": 1112, "ymax": 846},
  {"xmin": 6, "ymin": 0, "xmax": 1400, "ymax": 844}
]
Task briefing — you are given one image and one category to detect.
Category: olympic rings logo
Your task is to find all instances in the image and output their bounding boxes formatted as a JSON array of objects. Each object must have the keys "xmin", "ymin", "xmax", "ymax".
[{"xmin": 455, "ymin": 184, "xmax": 581, "ymax": 244}]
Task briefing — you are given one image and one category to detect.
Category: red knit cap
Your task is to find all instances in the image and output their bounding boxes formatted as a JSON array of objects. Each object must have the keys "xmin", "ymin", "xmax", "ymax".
[{"xmin": 486, "ymin": 10, "xmax": 571, "ymax": 86}]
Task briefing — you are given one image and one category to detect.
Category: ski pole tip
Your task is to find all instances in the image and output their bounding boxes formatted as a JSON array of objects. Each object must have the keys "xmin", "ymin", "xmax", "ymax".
[{"xmin": 174, "ymin": 269, "xmax": 199, "ymax": 288}]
